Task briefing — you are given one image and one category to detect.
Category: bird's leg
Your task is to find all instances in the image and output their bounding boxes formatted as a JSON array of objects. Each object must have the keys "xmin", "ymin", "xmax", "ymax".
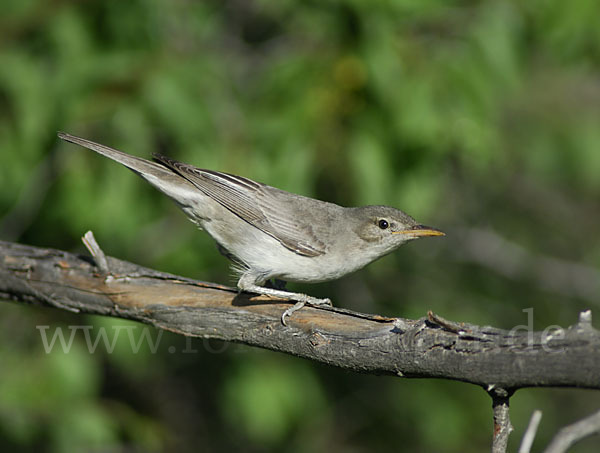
[{"xmin": 237, "ymin": 274, "xmax": 331, "ymax": 325}]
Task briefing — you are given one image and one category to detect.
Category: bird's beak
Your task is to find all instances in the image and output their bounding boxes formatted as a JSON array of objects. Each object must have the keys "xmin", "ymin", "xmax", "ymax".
[{"xmin": 392, "ymin": 224, "xmax": 445, "ymax": 237}]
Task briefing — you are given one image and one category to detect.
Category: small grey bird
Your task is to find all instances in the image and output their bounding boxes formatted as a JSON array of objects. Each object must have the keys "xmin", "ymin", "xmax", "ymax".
[{"xmin": 58, "ymin": 132, "xmax": 444, "ymax": 324}]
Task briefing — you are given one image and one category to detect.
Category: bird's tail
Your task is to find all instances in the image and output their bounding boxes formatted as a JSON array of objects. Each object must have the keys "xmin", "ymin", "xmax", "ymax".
[
  {"xmin": 58, "ymin": 132, "xmax": 175, "ymax": 177},
  {"xmin": 57, "ymin": 132, "xmax": 199, "ymax": 204}
]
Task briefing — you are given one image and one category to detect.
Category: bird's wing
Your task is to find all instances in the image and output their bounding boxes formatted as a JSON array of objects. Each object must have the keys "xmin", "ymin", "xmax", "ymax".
[{"xmin": 153, "ymin": 154, "xmax": 326, "ymax": 257}]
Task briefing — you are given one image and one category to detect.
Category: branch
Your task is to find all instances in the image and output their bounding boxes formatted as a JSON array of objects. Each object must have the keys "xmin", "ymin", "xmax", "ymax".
[
  {"xmin": 544, "ymin": 409, "xmax": 600, "ymax": 453},
  {"xmin": 519, "ymin": 410, "xmax": 542, "ymax": 453},
  {"xmin": 1, "ymin": 240, "xmax": 600, "ymax": 389},
  {"xmin": 491, "ymin": 388, "xmax": 513, "ymax": 453}
]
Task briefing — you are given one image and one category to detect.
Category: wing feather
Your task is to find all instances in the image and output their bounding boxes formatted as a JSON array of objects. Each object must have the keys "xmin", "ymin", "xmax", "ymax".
[{"xmin": 153, "ymin": 154, "xmax": 326, "ymax": 257}]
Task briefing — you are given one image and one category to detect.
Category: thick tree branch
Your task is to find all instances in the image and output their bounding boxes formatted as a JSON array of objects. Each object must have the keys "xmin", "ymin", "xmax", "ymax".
[{"xmin": 1, "ymin": 240, "xmax": 600, "ymax": 390}]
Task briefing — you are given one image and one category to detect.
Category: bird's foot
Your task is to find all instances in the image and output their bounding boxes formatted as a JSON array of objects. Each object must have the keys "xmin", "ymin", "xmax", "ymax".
[{"xmin": 281, "ymin": 296, "xmax": 332, "ymax": 326}]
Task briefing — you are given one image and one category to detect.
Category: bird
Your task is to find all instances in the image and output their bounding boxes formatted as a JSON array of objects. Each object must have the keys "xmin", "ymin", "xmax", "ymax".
[{"xmin": 58, "ymin": 132, "xmax": 444, "ymax": 324}]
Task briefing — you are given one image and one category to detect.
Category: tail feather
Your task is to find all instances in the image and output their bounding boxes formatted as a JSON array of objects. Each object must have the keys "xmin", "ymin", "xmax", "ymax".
[
  {"xmin": 57, "ymin": 132, "xmax": 175, "ymax": 177},
  {"xmin": 57, "ymin": 132, "xmax": 200, "ymax": 204}
]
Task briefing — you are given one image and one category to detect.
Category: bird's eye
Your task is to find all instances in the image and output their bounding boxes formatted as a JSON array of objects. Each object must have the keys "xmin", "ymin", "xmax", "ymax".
[{"xmin": 378, "ymin": 219, "xmax": 389, "ymax": 230}]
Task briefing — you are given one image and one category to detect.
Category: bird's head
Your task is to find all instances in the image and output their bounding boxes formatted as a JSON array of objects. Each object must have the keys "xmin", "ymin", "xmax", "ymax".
[{"xmin": 350, "ymin": 205, "xmax": 444, "ymax": 258}]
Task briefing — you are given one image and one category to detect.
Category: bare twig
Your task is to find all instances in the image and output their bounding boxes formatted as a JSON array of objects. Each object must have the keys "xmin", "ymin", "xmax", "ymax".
[
  {"xmin": 81, "ymin": 230, "xmax": 109, "ymax": 273},
  {"xmin": 427, "ymin": 310, "xmax": 469, "ymax": 334},
  {"xmin": 519, "ymin": 410, "xmax": 542, "ymax": 453},
  {"xmin": 543, "ymin": 409, "xmax": 600, "ymax": 453},
  {"xmin": 490, "ymin": 388, "xmax": 514, "ymax": 453}
]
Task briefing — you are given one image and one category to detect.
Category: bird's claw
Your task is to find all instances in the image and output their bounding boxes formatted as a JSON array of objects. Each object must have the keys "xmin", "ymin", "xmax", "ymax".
[{"xmin": 280, "ymin": 297, "xmax": 332, "ymax": 325}]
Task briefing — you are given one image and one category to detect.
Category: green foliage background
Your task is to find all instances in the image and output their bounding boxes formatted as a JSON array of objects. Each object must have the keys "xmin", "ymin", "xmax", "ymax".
[{"xmin": 1, "ymin": 0, "xmax": 600, "ymax": 451}]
